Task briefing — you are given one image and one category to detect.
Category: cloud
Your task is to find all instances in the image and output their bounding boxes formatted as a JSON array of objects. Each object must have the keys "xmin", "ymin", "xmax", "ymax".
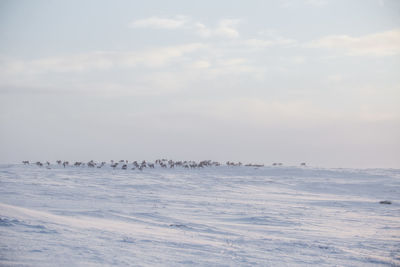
[
  {"xmin": 280, "ymin": 0, "xmax": 328, "ymax": 8},
  {"xmin": 0, "ymin": 43, "xmax": 210, "ymax": 96},
  {"xmin": 327, "ymin": 74, "xmax": 343, "ymax": 83},
  {"xmin": 214, "ymin": 19, "xmax": 240, "ymax": 38},
  {"xmin": 308, "ymin": 29, "xmax": 400, "ymax": 56},
  {"xmin": 199, "ymin": 96, "xmax": 400, "ymax": 126},
  {"xmin": 209, "ymin": 58, "xmax": 262, "ymax": 76},
  {"xmin": 195, "ymin": 19, "xmax": 240, "ymax": 38},
  {"xmin": 244, "ymin": 39, "xmax": 274, "ymax": 48},
  {"xmin": 210, "ymin": 98, "xmax": 322, "ymax": 122},
  {"xmin": 129, "ymin": 15, "xmax": 241, "ymax": 39},
  {"xmin": 1, "ymin": 43, "xmax": 207, "ymax": 74},
  {"xmin": 244, "ymin": 37, "xmax": 297, "ymax": 49},
  {"xmin": 304, "ymin": 0, "xmax": 328, "ymax": 6},
  {"xmin": 191, "ymin": 60, "xmax": 211, "ymax": 69},
  {"xmin": 129, "ymin": 15, "xmax": 188, "ymax": 29}
]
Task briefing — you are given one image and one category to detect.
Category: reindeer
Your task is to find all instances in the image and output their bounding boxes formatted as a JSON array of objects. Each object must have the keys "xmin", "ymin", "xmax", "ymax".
[
  {"xmin": 175, "ymin": 161, "xmax": 183, "ymax": 167},
  {"xmin": 111, "ymin": 163, "xmax": 118, "ymax": 169},
  {"xmin": 22, "ymin": 161, "xmax": 29, "ymax": 165},
  {"xmin": 87, "ymin": 161, "xmax": 96, "ymax": 168}
]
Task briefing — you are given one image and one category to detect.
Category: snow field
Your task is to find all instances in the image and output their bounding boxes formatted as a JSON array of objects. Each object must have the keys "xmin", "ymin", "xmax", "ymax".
[{"xmin": 0, "ymin": 164, "xmax": 399, "ymax": 266}]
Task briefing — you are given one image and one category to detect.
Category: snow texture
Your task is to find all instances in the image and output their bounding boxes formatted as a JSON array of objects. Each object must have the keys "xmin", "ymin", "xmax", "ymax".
[{"xmin": 0, "ymin": 164, "xmax": 399, "ymax": 266}]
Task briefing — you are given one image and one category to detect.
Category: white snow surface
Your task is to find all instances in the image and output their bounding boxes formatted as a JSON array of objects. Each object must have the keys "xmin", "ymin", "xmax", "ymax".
[{"xmin": 0, "ymin": 164, "xmax": 399, "ymax": 266}]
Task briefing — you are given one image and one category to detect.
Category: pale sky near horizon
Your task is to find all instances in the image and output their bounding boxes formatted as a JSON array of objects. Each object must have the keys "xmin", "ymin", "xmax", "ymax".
[{"xmin": 0, "ymin": 0, "xmax": 399, "ymax": 168}]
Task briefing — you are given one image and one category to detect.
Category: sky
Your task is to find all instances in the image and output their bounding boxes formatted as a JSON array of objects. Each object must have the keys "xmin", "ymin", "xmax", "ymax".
[{"xmin": 0, "ymin": 0, "xmax": 399, "ymax": 168}]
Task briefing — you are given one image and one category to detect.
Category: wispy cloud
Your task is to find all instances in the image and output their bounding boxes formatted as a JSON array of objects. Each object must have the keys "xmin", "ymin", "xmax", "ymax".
[
  {"xmin": 308, "ymin": 29, "xmax": 400, "ymax": 56},
  {"xmin": 200, "ymin": 95, "xmax": 400, "ymax": 125},
  {"xmin": 1, "ymin": 43, "xmax": 206, "ymax": 74},
  {"xmin": 129, "ymin": 15, "xmax": 188, "ymax": 29},
  {"xmin": 129, "ymin": 15, "xmax": 241, "ymax": 39},
  {"xmin": 195, "ymin": 19, "xmax": 240, "ymax": 38},
  {"xmin": 304, "ymin": 0, "xmax": 329, "ymax": 6},
  {"xmin": 280, "ymin": 0, "xmax": 328, "ymax": 8},
  {"xmin": 244, "ymin": 37, "xmax": 297, "ymax": 49},
  {"xmin": 199, "ymin": 98, "xmax": 337, "ymax": 125}
]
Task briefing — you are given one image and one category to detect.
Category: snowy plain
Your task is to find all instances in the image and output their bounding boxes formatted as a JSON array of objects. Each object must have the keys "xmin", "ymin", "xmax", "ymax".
[{"xmin": 0, "ymin": 163, "xmax": 399, "ymax": 266}]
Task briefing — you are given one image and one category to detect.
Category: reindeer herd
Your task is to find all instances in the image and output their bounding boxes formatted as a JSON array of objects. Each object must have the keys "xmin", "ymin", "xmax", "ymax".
[
  {"xmin": 22, "ymin": 159, "xmax": 222, "ymax": 171},
  {"xmin": 21, "ymin": 160, "xmax": 306, "ymax": 170}
]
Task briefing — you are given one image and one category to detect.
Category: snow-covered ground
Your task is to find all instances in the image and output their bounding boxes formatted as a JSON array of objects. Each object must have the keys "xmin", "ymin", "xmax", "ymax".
[{"xmin": 0, "ymin": 164, "xmax": 399, "ymax": 266}]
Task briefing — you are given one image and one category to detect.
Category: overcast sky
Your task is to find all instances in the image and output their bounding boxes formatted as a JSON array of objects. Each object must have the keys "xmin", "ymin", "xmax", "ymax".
[{"xmin": 0, "ymin": 0, "xmax": 399, "ymax": 168}]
